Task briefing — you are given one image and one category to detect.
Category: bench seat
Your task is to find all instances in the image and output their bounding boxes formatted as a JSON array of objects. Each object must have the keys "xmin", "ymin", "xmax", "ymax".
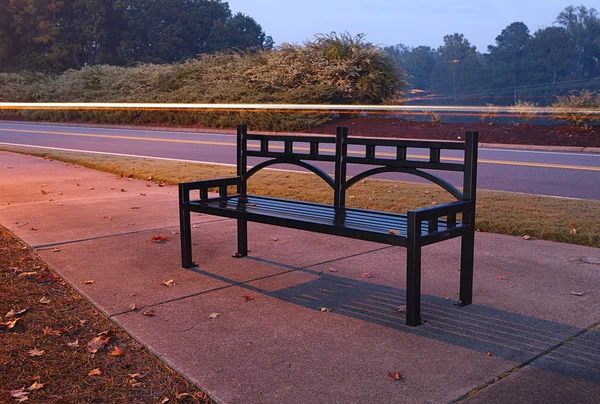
[{"xmin": 186, "ymin": 195, "xmax": 460, "ymax": 247}]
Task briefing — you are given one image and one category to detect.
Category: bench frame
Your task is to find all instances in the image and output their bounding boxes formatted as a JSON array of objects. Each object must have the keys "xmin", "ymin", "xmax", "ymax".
[{"xmin": 179, "ymin": 125, "xmax": 478, "ymax": 326}]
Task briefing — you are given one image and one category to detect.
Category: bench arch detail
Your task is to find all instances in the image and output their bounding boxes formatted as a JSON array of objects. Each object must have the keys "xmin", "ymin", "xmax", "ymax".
[{"xmin": 245, "ymin": 158, "xmax": 336, "ymax": 189}]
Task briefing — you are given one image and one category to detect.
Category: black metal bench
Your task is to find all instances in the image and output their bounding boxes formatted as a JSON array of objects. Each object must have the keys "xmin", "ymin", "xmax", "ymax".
[{"xmin": 179, "ymin": 125, "xmax": 478, "ymax": 326}]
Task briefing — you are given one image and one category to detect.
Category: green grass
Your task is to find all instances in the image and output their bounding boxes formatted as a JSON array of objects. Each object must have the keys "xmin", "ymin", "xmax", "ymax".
[{"xmin": 2, "ymin": 145, "xmax": 599, "ymax": 248}]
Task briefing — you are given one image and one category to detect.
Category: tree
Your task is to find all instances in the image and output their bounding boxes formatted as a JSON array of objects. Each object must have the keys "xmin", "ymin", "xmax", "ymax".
[
  {"xmin": 429, "ymin": 33, "xmax": 487, "ymax": 102},
  {"xmin": 487, "ymin": 22, "xmax": 531, "ymax": 103},
  {"xmin": 527, "ymin": 26, "xmax": 577, "ymax": 87},
  {"xmin": 383, "ymin": 44, "xmax": 435, "ymax": 90},
  {"xmin": 556, "ymin": 5, "xmax": 600, "ymax": 79}
]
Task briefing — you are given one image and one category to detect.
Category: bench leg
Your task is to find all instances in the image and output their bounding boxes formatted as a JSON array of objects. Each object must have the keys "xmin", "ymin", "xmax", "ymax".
[
  {"xmin": 236, "ymin": 218, "xmax": 248, "ymax": 257},
  {"xmin": 459, "ymin": 228, "xmax": 475, "ymax": 306},
  {"xmin": 406, "ymin": 244, "xmax": 422, "ymax": 326},
  {"xmin": 180, "ymin": 207, "xmax": 194, "ymax": 268}
]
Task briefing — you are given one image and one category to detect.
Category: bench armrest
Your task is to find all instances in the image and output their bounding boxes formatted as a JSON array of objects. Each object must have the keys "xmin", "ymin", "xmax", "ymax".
[
  {"xmin": 179, "ymin": 177, "xmax": 242, "ymax": 202},
  {"xmin": 408, "ymin": 201, "xmax": 475, "ymax": 243}
]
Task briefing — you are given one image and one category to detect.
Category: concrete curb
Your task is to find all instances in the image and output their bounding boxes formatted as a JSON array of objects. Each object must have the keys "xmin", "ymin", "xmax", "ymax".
[{"xmin": 2, "ymin": 119, "xmax": 599, "ymax": 154}]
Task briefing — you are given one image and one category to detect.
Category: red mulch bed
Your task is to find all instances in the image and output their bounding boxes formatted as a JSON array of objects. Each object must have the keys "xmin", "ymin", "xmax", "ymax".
[{"xmin": 308, "ymin": 117, "xmax": 600, "ymax": 148}]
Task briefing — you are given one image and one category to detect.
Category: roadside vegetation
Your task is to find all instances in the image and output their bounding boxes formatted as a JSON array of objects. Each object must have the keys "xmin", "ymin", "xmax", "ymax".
[
  {"xmin": 0, "ymin": 226, "xmax": 212, "ymax": 403},
  {"xmin": 0, "ymin": 33, "xmax": 406, "ymax": 132},
  {"xmin": 2, "ymin": 146, "xmax": 598, "ymax": 249}
]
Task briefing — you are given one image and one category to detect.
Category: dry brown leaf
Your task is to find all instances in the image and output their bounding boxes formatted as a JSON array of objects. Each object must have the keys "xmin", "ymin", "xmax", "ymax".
[
  {"xmin": 40, "ymin": 190, "xmax": 48, "ymax": 195},
  {"xmin": 521, "ymin": 235, "xmax": 532, "ymax": 240},
  {"xmin": 130, "ymin": 303, "xmax": 137, "ymax": 311},
  {"xmin": 329, "ymin": 267, "xmax": 338, "ymax": 273},
  {"xmin": 362, "ymin": 272, "xmax": 374, "ymax": 279},
  {"xmin": 83, "ymin": 280, "xmax": 94, "ymax": 285},
  {"xmin": 571, "ymin": 291, "xmax": 585, "ymax": 296},
  {"xmin": 208, "ymin": 312, "xmax": 220, "ymax": 319},
  {"xmin": 129, "ymin": 373, "xmax": 146, "ymax": 379},
  {"xmin": 5, "ymin": 308, "xmax": 27, "ymax": 318},
  {"xmin": 161, "ymin": 279, "xmax": 175, "ymax": 287},
  {"xmin": 487, "ymin": 351, "xmax": 495, "ymax": 357},
  {"xmin": 570, "ymin": 228, "xmax": 577, "ymax": 234},
  {"xmin": 386, "ymin": 371, "xmax": 403, "ymax": 381},
  {"xmin": 497, "ymin": 275, "xmax": 506, "ymax": 280},
  {"xmin": 39, "ymin": 296, "xmax": 51, "ymax": 304},
  {"xmin": 51, "ymin": 247, "xmax": 61, "ymax": 252},
  {"xmin": 160, "ymin": 397, "xmax": 170, "ymax": 404},
  {"xmin": 86, "ymin": 335, "xmax": 110, "ymax": 353},
  {"xmin": 88, "ymin": 368, "xmax": 102, "ymax": 376},
  {"xmin": 396, "ymin": 305, "xmax": 407, "ymax": 313},
  {"xmin": 27, "ymin": 381, "xmax": 44, "ymax": 391},
  {"xmin": 243, "ymin": 295, "xmax": 255, "ymax": 302},
  {"xmin": 151, "ymin": 236, "xmax": 169, "ymax": 243},
  {"xmin": 18, "ymin": 271, "xmax": 38, "ymax": 278},
  {"xmin": 67, "ymin": 339, "xmax": 79, "ymax": 348},
  {"xmin": 389, "ymin": 229, "xmax": 400, "ymax": 235},
  {"xmin": 320, "ymin": 307, "xmax": 332, "ymax": 312},
  {"xmin": 10, "ymin": 388, "xmax": 28, "ymax": 400},
  {"xmin": 131, "ymin": 206, "xmax": 141, "ymax": 210},
  {"xmin": 109, "ymin": 346, "xmax": 124, "ymax": 356},
  {"xmin": 176, "ymin": 393, "xmax": 191, "ymax": 400},
  {"xmin": 2, "ymin": 318, "xmax": 20, "ymax": 329},
  {"xmin": 28, "ymin": 348, "xmax": 45, "ymax": 357},
  {"xmin": 142, "ymin": 310, "xmax": 155, "ymax": 317}
]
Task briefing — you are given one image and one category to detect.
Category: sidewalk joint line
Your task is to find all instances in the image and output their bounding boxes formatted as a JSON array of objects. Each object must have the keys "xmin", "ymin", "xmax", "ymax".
[
  {"xmin": 451, "ymin": 320, "xmax": 600, "ymax": 403},
  {"xmin": 30, "ymin": 219, "xmax": 229, "ymax": 249}
]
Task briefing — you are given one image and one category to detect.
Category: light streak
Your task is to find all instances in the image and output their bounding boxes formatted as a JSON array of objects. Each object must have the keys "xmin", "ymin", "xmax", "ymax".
[{"xmin": 0, "ymin": 102, "xmax": 599, "ymax": 116}]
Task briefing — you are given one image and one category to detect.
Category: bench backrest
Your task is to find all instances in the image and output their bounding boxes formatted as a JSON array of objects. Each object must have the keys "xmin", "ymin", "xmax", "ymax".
[{"xmin": 237, "ymin": 125, "xmax": 478, "ymax": 213}]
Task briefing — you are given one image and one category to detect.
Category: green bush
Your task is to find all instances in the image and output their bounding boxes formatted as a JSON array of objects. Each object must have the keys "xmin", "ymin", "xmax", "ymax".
[{"xmin": 2, "ymin": 33, "xmax": 408, "ymax": 131}]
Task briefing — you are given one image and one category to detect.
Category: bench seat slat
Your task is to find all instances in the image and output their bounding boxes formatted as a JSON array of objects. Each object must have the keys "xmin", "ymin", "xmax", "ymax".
[{"xmin": 186, "ymin": 195, "xmax": 460, "ymax": 239}]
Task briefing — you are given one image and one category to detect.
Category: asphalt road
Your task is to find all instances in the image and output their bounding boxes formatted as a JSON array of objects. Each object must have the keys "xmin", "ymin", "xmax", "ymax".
[{"xmin": 0, "ymin": 122, "xmax": 599, "ymax": 200}]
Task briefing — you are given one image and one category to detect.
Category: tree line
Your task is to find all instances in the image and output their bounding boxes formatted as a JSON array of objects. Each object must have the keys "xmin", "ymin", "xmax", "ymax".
[
  {"xmin": 0, "ymin": 0, "xmax": 272, "ymax": 73},
  {"xmin": 384, "ymin": 5, "xmax": 600, "ymax": 105}
]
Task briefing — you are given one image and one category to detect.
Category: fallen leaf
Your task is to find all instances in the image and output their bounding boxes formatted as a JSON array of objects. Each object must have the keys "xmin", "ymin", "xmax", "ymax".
[
  {"xmin": 27, "ymin": 381, "xmax": 44, "ymax": 391},
  {"xmin": 2, "ymin": 318, "xmax": 20, "ymax": 329},
  {"xmin": 30, "ymin": 228, "xmax": 38, "ymax": 231},
  {"xmin": 28, "ymin": 348, "xmax": 45, "ymax": 357},
  {"xmin": 208, "ymin": 312, "xmax": 220, "ymax": 319},
  {"xmin": 386, "ymin": 371, "xmax": 403, "ymax": 381},
  {"xmin": 396, "ymin": 305, "xmax": 407, "ymax": 313},
  {"xmin": 40, "ymin": 190, "xmax": 48, "ymax": 195},
  {"xmin": 88, "ymin": 187, "xmax": 94, "ymax": 190},
  {"xmin": 161, "ymin": 279, "xmax": 175, "ymax": 287},
  {"xmin": 40, "ymin": 184, "xmax": 47, "ymax": 187},
  {"xmin": 5, "ymin": 308, "xmax": 27, "ymax": 318},
  {"xmin": 131, "ymin": 206, "xmax": 141, "ymax": 210},
  {"xmin": 487, "ymin": 352, "xmax": 495, "ymax": 357},
  {"xmin": 39, "ymin": 296, "xmax": 51, "ymax": 304},
  {"xmin": 129, "ymin": 373, "xmax": 146, "ymax": 379},
  {"xmin": 151, "ymin": 236, "xmax": 168, "ymax": 243},
  {"xmin": 320, "ymin": 307, "xmax": 332, "ymax": 312},
  {"xmin": 130, "ymin": 303, "xmax": 137, "ymax": 311},
  {"xmin": 109, "ymin": 346, "xmax": 124, "ymax": 356},
  {"xmin": 10, "ymin": 388, "xmax": 28, "ymax": 400},
  {"xmin": 571, "ymin": 291, "xmax": 585, "ymax": 296},
  {"xmin": 88, "ymin": 368, "xmax": 102, "ymax": 376},
  {"xmin": 18, "ymin": 271, "xmax": 38, "ymax": 278},
  {"xmin": 176, "ymin": 393, "xmax": 191, "ymax": 400},
  {"xmin": 389, "ymin": 229, "xmax": 400, "ymax": 235},
  {"xmin": 120, "ymin": 188, "xmax": 126, "ymax": 192},
  {"xmin": 142, "ymin": 310, "xmax": 155, "ymax": 317},
  {"xmin": 570, "ymin": 228, "xmax": 577, "ymax": 234},
  {"xmin": 362, "ymin": 272, "xmax": 374, "ymax": 279},
  {"xmin": 243, "ymin": 295, "xmax": 255, "ymax": 302},
  {"xmin": 497, "ymin": 275, "xmax": 506, "ymax": 280},
  {"xmin": 83, "ymin": 280, "xmax": 94, "ymax": 285},
  {"xmin": 521, "ymin": 235, "xmax": 532, "ymax": 240},
  {"xmin": 161, "ymin": 398, "xmax": 170, "ymax": 404},
  {"xmin": 103, "ymin": 216, "xmax": 112, "ymax": 221},
  {"xmin": 42, "ymin": 326, "xmax": 61, "ymax": 336},
  {"xmin": 67, "ymin": 339, "xmax": 79, "ymax": 348},
  {"xmin": 86, "ymin": 335, "xmax": 110, "ymax": 353}
]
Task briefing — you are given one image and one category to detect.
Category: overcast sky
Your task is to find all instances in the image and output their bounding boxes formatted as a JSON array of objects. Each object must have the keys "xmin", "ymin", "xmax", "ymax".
[{"xmin": 227, "ymin": 0, "xmax": 577, "ymax": 52}]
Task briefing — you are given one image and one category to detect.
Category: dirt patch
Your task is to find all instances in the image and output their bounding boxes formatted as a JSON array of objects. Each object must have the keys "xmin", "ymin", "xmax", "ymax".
[
  {"xmin": 0, "ymin": 226, "xmax": 212, "ymax": 403},
  {"xmin": 308, "ymin": 117, "xmax": 600, "ymax": 147}
]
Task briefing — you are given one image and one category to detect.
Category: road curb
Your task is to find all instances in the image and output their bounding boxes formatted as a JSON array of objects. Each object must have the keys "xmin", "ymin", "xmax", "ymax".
[{"xmin": 1, "ymin": 119, "xmax": 599, "ymax": 154}]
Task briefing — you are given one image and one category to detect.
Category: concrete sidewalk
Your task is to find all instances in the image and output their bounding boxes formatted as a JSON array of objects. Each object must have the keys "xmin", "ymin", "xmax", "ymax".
[{"xmin": 1, "ymin": 151, "xmax": 599, "ymax": 404}]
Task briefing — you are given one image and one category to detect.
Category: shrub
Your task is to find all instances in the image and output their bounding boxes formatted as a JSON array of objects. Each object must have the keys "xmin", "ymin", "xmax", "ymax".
[
  {"xmin": 551, "ymin": 90, "xmax": 600, "ymax": 128},
  {"xmin": 513, "ymin": 100, "xmax": 539, "ymax": 125},
  {"xmin": 1, "ymin": 33, "xmax": 408, "ymax": 131}
]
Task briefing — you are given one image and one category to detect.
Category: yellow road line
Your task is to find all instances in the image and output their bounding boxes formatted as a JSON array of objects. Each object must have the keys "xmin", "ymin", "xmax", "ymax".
[{"xmin": 1, "ymin": 127, "xmax": 599, "ymax": 172}]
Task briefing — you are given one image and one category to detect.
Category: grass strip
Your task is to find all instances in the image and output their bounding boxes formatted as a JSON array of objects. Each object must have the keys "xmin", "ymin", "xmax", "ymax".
[{"xmin": 2, "ymin": 146, "xmax": 599, "ymax": 248}]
